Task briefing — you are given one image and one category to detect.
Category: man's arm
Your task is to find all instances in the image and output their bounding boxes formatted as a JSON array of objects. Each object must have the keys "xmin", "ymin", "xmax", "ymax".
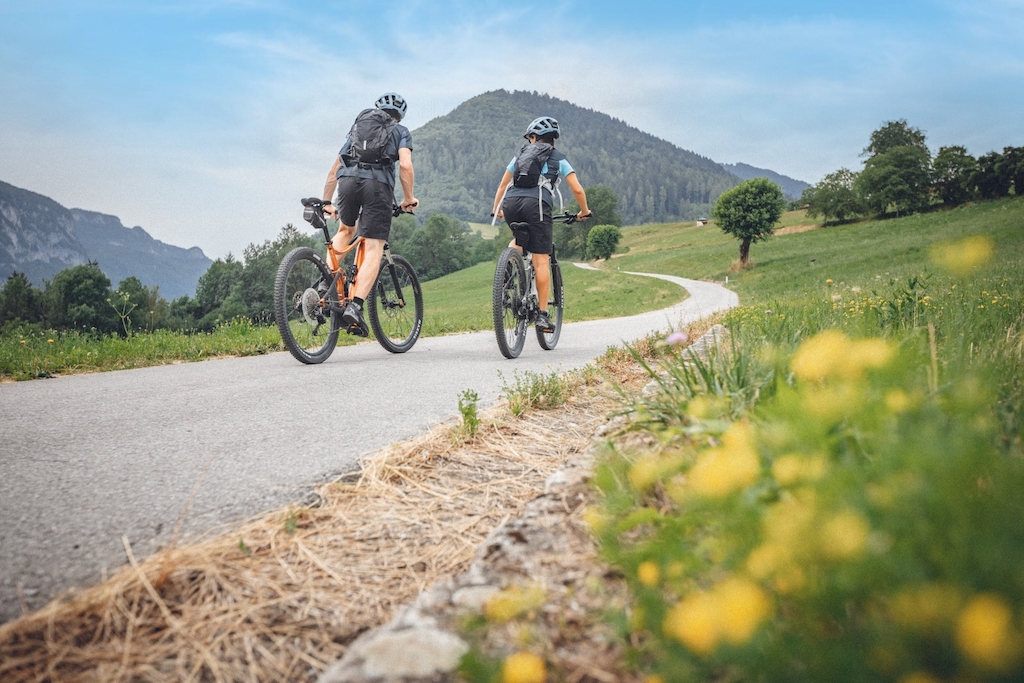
[
  {"xmin": 323, "ymin": 155, "xmax": 342, "ymax": 215},
  {"xmin": 398, "ymin": 147, "xmax": 417, "ymax": 211}
]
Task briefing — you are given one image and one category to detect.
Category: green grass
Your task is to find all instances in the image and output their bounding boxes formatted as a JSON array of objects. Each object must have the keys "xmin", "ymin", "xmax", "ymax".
[
  {"xmin": 419, "ymin": 259, "xmax": 684, "ymax": 337},
  {"xmin": 467, "ymin": 221, "xmax": 501, "ymax": 239},
  {"xmin": 607, "ymin": 198, "xmax": 1024, "ymax": 307}
]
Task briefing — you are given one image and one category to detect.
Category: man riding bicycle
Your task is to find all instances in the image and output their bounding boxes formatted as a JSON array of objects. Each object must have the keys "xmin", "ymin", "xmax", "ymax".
[
  {"xmin": 491, "ymin": 116, "xmax": 591, "ymax": 333},
  {"xmin": 323, "ymin": 92, "xmax": 418, "ymax": 336}
]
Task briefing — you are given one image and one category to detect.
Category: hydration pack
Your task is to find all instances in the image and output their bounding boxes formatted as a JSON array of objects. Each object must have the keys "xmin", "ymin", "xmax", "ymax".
[
  {"xmin": 343, "ymin": 108, "xmax": 396, "ymax": 167},
  {"xmin": 512, "ymin": 142, "xmax": 557, "ymax": 189}
]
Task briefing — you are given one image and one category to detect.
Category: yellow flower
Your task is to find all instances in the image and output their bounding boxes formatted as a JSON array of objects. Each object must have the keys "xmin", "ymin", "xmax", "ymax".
[
  {"xmin": 930, "ymin": 235, "xmax": 994, "ymax": 277},
  {"xmin": 688, "ymin": 422, "xmax": 760, "ymax": 497},
  {"xmin": 485, "ymin": 584, "xmax": 547, "ymax": 623},
  {"xmin": 820, "ymin": 510, "xmax": 869, "ymax": 559},
  {"xmin": 644, "ymin": 676, "xmax": 665, "ymax": 683},
  {"xmin": 792, "ymin": 331, "xmax": 893, "ymax": 382},
  {"xmin": 502, "ymin": 652, "xmax": 546, "ymax": 683},
  {"xmin": 792, "ymin": 330, "xmax": 849, "ymax": 381},
  {"xmin": 956, "ymin": 594, "xmax": 1020, "ymax": 669},
  {"xmin": 771, "ymin": 453, "xmax": 827, "ymax": 486},
  {"xmin": 582, "ymin": 507, "xmax": 608, "ymax": 533},
  {"xmin": 47, "ymin": 338, "xmax": 54, "ymax": 343},
  {"xmin": 663, "ymin": 577, "xmax": 771, "ymax": 654},
  {"xmin": 20, "ymin": 339, "xmax": 26, "ymax": 344},
  {"xmin": 637, "ymin": 561, "xmax": 660, "ymax": 588},
  {"xmin": 663, "ymin": 591, "xmax": 720, "ymax": 655},
  {"xmin": 885, "ymin": 389, "xmax": 912, "ymax": 413},
  {"xmin": 716, "ymin": 577, "xmax": 772, "ymax": 644},
  {"xmin": 628, "ymin": 455, "xmax": 663, "ymax": 491}
]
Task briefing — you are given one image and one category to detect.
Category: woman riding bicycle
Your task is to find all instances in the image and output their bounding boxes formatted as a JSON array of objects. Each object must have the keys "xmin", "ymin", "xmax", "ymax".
[{"xmin": 491, "ymin": 116, "xmax": 591, "ymax": 333}]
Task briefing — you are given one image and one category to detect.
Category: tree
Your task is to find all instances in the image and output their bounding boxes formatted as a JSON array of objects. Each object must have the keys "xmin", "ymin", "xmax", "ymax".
[
  {"xmin": 802, "ymin": 168, "xmax": 864, "ymax": 224},
  {"xmin": 238, "ymin": 224, "xmax": 318, "ymax": 324},
  {"xmin": 44, "ymin": 262, "xmax": 119, "ymax": 333},
  {"xmin": 971, "ymin": 151, "xmax": 1011, "ymax": 200},
  {"xmin": 855, "ymin": 146, "xmax": 932, "ymax": 217},
  {"xmin": 998, "ymin": 146, "xmax": 1024, "ymax": 197},
  {"xmin": 931, "ymin": 146, "xmax": 977, "ymax": 207},
  {"xmin": 560, "ymin": 185, "xmax": 622, "ymax": 259},
  {"xmin": 402, "ymin": 213, "xmax": 472, "ymax": 281},
  {"xmin": 863, "ymin": 120, "xmax": 928, "ymax": 158},
  {"xmin": 0, "ymin": 271, "xmax": 45, "ymax": 326},
  {"xmin": 193, "ymin": 255, "xmax": 244, "ymax": 330},
  {"xmin": 711, "ymin": 178, "xmax": 786, "ymax": 267},
  {"xmin": 586, "ymin": 224, "xmax": 622, "ymax": 260}
]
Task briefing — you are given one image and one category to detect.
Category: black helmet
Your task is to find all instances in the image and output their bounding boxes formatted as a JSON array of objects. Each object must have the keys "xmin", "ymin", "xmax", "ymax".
[
  {"xmin": 375, "ymin": 92, "xmax": 407, "ymax": 121},
  {"xmin": 524, "ymin": 116, "xmax": 559, "ymax": 140}
]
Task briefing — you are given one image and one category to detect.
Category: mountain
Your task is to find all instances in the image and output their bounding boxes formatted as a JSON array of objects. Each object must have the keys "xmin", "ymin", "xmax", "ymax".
[
  {"xmin": 71, "ymin": 209, "xmax": 212, "ymax": 299},
  {"xmin": 721, "ymin": 163, "xmax": 810, "ymax": 201},
  {"xmin": 411, "ymin": 90, "xmax": 741, "ymax": 225},
  {"xmin": 0, "ymin": 180, "xmax": 211, "ymax": 299}
]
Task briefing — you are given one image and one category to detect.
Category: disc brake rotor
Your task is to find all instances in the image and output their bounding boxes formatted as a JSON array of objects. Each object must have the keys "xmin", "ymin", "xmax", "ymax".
[{"xmin": 300, "ymin": 288, "xmax": 322, "ymax": 326}]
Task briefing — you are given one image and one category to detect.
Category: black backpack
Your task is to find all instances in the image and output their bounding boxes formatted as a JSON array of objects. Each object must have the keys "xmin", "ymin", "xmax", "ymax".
[
  {"xmin": 512, "ymin": 142, "xmax": 556, "ymax": 189},
  {"xmin": 343, "ymin": 108, "xmax": 396, "ymax": 167}
]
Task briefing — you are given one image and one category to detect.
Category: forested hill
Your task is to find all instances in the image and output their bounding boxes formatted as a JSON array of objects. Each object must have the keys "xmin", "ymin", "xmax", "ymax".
[{"xmin": 411, "ymin": 90, "xmax": 740, "ymax": 225}]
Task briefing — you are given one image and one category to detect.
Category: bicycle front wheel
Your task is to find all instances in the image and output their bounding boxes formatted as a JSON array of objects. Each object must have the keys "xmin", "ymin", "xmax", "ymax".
[
  {"xmin": 274, "ymin": 246, "xmax": 339, "ymax": 364},
  {"xmin": 367, "ymin": 254, "xmax": 423, "ymax": 353},
  {"xmin": 536, "ymin": 256, "xmax": 563, "ymax": 350},
  {"xmin": 492, "ymin": 247, "xmax": 528, "ymax": 359}
]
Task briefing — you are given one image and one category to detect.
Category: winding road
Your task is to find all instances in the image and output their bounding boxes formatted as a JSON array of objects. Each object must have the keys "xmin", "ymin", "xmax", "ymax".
[{"xmin": 0, "ymin": 272, "xmax": 737, "ymax": 623}]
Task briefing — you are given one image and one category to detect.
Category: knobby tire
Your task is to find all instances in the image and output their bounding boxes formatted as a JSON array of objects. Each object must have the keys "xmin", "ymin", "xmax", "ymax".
[
  {"xmin": 492, "ymin": 247, "xmax": 528, "ymax": 359},
  {"xmin": 274, "ymin": 247, "xmax": 339, "ymax": 364},
  {"xmin": 367, "ymin": 254, "xmax": 423, "ymax": 354},
  {"xmin": 536, "ymin": 256, "xmax": 563, "ymax": 350}
]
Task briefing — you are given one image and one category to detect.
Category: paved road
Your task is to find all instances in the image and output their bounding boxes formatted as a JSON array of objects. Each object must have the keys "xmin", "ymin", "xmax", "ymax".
[{"xmin": 0, "ymin": 273, "xmax": 737, "ymax": 623}]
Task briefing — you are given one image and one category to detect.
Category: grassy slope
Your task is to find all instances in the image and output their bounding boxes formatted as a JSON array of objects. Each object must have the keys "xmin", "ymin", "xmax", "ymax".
[
  {"xmin": 421, "ymin": 259, "xmax": 685, "ymax": 337},
  {"xmin": 604, "ymin": 198, "xmax": 1024, "ymax": 305}
]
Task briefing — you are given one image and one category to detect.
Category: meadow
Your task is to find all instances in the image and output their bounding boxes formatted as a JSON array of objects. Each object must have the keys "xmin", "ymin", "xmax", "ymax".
[{"xmin": 566, "ymin": 197, "xmax": 1024, "ymax": 683}]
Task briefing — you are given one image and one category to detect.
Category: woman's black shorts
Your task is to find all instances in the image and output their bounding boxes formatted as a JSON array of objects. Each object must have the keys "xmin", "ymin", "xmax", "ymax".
[{"xmin": 501, "ymin": 195, "xmax": 552, "ymax": 255}]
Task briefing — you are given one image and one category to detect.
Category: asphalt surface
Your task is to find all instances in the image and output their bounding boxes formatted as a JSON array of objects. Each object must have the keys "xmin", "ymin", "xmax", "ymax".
[{"xmin": 0, "ymin": 272, "xmax": 737, "ymax": 624}]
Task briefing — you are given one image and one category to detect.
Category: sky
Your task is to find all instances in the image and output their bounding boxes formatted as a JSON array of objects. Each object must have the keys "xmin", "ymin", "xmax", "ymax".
[{"xmin": 1, "ymin": 0, "xmax": 1022, "ymax": 260}]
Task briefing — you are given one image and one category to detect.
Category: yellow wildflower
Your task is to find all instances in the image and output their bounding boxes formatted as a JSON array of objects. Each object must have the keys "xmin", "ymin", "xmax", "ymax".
[
  {"xmin": 20, "ymin": 339, "xmax": 26, "ymax": 344},
  {"xmin": 485, "ymin": 584, "xmax": 547, "ymax": 623},
  {"xmin": 885, "ymin": 389, "xmax": 912, "ymax": 413},
  {"xmin": 47, "ymin": 338, "xmax": 54, "ymax": 343},
  {"xmin": 771, "ymin": 453, "xmax": 827, "ymax": 486},
  {"xmin": 644, "ymin": 676, "xmax": 665, "ymax": 683},
  {"xmin": 792, "ymin": 331, "xmax": 893, "ymax": 382},
  {"xmin": 628, "ymin": 455, "xmax": 663, "ymax": 491},
  {"xmin": 716, "ymin": 577, "xmax": 772, "ymax": 644},
  {"xmin": 956, "ymin": 594, "xmax": 1020, "ymax": 669},
  {"xmin": 663, "ymin": 577, "xmax": 771, "ymax": 654},
  {"xmin": 930, "ymin": 234, "xmax": 994, "ymax": 277},
  {"xmin": 663, "ymin": 591, "xmax": 720, "ymax": 655},
  {"xmin": 771, "ymin": 563, "xmax": 806, "ymax": 595},
  {"xmin": 502, "ymin": 652, "xmax": 546, "ymax": 683},
  {"xmin": 688, "ymin": 422, "xmax": 760, "ymax": 497},
  {"xmin": 637, "ymin": 561, "xmax": 660, "ymax": 588},
  {"xmin": 820, "ymin": 509, "xmax": 869, "ymax": 559},
  {"xmin": 581, "ymin": 508, "xmax": 608, "ymax": 533}
]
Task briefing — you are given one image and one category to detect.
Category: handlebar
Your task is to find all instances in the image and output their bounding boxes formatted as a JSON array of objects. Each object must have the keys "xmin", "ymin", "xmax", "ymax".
[{"xmin": 553, "ymin": 211, "xmax": 592, "ymax": 225}]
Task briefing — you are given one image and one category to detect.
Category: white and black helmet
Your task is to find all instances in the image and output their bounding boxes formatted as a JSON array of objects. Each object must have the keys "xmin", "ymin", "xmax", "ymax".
[
  {"xmin": 524, "ymin": 116, "xmax": 559, "ymax": 140},
  {"xmin": 375, "ymin": 92, "xmax": 407, "ymax": 121}
]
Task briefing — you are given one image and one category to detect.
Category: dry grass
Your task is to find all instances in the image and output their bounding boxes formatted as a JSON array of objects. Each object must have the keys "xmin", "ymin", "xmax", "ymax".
[{"xmin": 0, "ymin": 369, "xmax": 625, "ymax": 683}]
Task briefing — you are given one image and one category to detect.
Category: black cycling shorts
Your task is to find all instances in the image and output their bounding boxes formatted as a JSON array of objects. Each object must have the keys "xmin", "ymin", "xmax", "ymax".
[
  {"xmin": 501, "ymin": 195, "xmax": 553, "ymax": 255},
  {"xmin": 335, "ymin": 176, "xmax": 393, "ymax": 241}
]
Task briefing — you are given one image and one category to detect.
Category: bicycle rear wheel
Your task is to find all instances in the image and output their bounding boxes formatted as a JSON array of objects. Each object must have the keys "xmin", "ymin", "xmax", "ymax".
[
  {"xmin": 274, "ymin": 246, "xmax": 339, "ymax": 364},
  {"xmin": 492, "ymin": 247, "xmax": 528, "ymax": 359},
  {"xmin": 536, "ymin": 255, "xmax": 563, "ymax": 350},
  {"xmin": 367, "ymin": 254, "xmax": 423, "ymax": 353}
]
